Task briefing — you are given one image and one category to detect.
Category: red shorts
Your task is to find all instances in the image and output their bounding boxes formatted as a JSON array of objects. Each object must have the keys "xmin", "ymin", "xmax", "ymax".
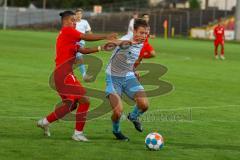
[
  {"xmin": 214, "ymin": 39, "xmax": 224, "ymax": 46},
  {"xmin": 140, "ymin": 42, "xmax": 154, "ymax": 58},
  {"xmin": 55, "ymin": 74, "xmax": 86, "ymax": 101}
]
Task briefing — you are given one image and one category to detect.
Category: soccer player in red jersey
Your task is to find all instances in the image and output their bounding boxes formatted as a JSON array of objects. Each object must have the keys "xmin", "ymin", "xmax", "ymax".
[
  {"xmin": 140, "ymin": 13, "xmax": 156, "ymax": 58},
  {"xmin": 37, "ymin": 10, "xmax": 117, "ymax": 142},
  {"xmin": 214, "ymin": 19, "xmax": 225, "ymax": 60}
]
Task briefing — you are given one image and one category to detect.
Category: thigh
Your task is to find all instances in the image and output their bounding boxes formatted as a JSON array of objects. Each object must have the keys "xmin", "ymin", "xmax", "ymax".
[
  {"xmin": 124, "ymin": 76, "xmax": 144, "ymax": 100},
  {"xmin": 59, "ymin": 74, "xmax": 86, "ymax": 101},
  {"xmin": 108, "ymin": 93, "xmax": 123, "ymax": 112},
  {"xmin": 105, "ymin": 75, "xmax": 123, "ymax": 98}
]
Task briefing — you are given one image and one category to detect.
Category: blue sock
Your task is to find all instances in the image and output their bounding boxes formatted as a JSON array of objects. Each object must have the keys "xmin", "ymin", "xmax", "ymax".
[
  {"xmin": 78, "ymin": 64, "xmax": 86, "ymax": 77},
  {"xmin": 112, "ymin": 120, "xmax": 120, "ymax": 133},
  {"xmin": 130, "ymin": 105, "xmax": 143, "ymax": 120}
]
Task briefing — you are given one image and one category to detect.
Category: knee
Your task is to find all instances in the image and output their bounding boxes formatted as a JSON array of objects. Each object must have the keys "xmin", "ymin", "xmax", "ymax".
[
  {"xmin": 78, "ymin": 96, "xmax": 90, "ymax": 105},
  {"xmin": 113, "ymin": 107, "xmax": 123, "ymax": 119},
  {"xmin": 137, "ymin": 98, "xmax": 149, "ymax": 112}
]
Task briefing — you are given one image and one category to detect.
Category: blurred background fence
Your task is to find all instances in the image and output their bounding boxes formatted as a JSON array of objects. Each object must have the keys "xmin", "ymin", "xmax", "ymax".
[{"xmin": 0, "ymin": 7, "xmax": 234, "ymax": 36}]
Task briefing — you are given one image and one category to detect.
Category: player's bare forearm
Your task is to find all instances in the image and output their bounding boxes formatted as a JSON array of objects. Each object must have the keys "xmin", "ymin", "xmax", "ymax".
[
  {"xmin": 77, "ymin": 46, "xmax": 101, "ymax": 54},
  {"xmin": 80, "ymin": 33, "xmax": 117, "ymax": 41}
]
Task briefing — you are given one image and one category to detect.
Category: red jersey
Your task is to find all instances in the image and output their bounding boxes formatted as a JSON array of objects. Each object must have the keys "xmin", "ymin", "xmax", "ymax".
[
  {"xmin": 214, "ymin": 25, "xmax": 225, "ymax": 41},
  {"xmin": 54, "ymin": 27, "xmax": 85, "ymax": 98},
  {"xmin": 55, "ymin": 26, "xmax": 82, "ymax": 67},
  {"xmin": 139, "ymin": 27, "xmax": 154, "ymax": 59}
]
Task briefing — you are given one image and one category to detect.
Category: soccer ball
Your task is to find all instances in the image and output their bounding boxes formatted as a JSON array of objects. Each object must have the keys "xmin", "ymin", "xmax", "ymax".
[{"xmin": 145, "ymin": 132, "xmax": 164, "ymax": 150}]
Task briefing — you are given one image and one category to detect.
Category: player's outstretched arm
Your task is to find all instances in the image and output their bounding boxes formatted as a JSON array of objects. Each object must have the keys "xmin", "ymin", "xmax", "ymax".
[
  {"xmin": 77, "ymin": 46, "xmax": 102, "ymax": 54},
  {"xmin": 77, "ymin": 42, "xmax": 114, "ymax": 54},
  {"xmin": 80, "ymin": 33, "xmax": 118, "ymax": 41}
]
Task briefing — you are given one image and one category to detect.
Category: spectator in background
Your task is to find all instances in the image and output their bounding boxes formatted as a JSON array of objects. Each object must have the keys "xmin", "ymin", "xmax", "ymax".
[{"xmin": 75, "ymin": 8, "xmax": 93, "ymax": 82}]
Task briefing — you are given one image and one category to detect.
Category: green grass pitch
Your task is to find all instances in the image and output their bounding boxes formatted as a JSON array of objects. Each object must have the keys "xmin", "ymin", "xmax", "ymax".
[{"xmin": 0, "ymin": 30, "xmax": 240, "ymax": 160}]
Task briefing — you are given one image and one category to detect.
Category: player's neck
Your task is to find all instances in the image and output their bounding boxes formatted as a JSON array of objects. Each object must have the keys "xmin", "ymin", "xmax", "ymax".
[{"xmin": 62, "ymin": 24, "xmax": 72, "ymax": 28}]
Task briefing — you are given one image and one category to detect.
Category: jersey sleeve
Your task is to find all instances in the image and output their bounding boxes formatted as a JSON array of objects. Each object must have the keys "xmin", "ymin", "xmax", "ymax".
[{"xmin": 64, "ymin": 27, "xmax": 82, "ymax": 40}]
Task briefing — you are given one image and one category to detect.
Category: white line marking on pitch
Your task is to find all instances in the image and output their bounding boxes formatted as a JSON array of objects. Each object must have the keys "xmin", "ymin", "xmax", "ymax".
[{"xmin": 0, "ymin": 104, "xmax": 239, "ymax": 121}]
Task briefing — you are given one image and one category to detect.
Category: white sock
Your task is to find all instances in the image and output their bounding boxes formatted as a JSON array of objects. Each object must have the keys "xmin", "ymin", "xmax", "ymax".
[
  {"xmin": 42, "ymin": 118, "xmax": 50, "ymax": 125},
  {"xmin": 74, "ymin": 130, "xmax": 83, "ymax": 135}
]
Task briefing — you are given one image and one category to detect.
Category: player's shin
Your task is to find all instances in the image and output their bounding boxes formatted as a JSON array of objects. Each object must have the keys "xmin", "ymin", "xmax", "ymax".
[
  {"xmin": 129, "ymin": 105, "xmax": 143, "ymax": 120},
  {"xmin": 75, "ymin": 103, "xmax": 89, "ymax": 132},
  {"xmin": 112, "ymin": 120, "xmax": 120, "ymax": 133},
  {"xmin": 46, "ymin": 100, "xmax": 76, "ymax": 123}
]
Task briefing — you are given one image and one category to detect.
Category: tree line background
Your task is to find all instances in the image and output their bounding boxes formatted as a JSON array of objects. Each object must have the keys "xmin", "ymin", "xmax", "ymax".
[{"xmin": 0, "ymin": 0, "xmax": 202, "ymax": 9}]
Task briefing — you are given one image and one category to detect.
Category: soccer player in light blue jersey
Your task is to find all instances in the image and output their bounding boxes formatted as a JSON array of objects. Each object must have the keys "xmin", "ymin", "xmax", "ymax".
[
  {"xmin": 75, "ymin": 8, "xmax": 93, "ymax": 82},
  {"xmin": 105, "ymin": 19, "xmax": 149, "ymax": 141}
]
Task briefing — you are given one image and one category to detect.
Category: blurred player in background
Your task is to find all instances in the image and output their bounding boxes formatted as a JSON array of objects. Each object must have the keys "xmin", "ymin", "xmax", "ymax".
[
  {"xmin": 106, "ymin": 19, "xmax": 149, "ymax": 141},
  {"xmin": 140, "ymin": 13, "xmax": 156, "ymax": 58},
  {"xmin": 75, "ymin": 8, "xmax": 93, "ymax": 81},
  {"xmin": 214, "ymin": 19, "xmax": 225, "ymax": 60},
  {"xmin": 37, "ymin": 10, "xmax": 117, "ymax": 142},
  {"xmin": 127, "ymin": 12, "xmax": 138, "ymax": 35}
]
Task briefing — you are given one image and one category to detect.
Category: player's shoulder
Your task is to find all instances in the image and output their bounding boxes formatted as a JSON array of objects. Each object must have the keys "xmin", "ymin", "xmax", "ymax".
[{"xmin": 62, "ymin": 26, "xmax": 75, "ymax": 33}]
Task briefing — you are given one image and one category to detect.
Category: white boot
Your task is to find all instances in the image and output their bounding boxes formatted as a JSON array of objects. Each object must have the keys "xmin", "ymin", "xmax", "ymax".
[
  {"xmin": 72, "ymin": 133, "xmax": 89, "ymax": 142},
  {"xmin": 37, "ymin": 119, "xmax": 51, "ymax": 137}
]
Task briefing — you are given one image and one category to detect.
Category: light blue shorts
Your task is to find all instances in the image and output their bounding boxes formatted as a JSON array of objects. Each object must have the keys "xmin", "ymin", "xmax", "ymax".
[
  {"xmin": 76, "ymin": 41, "xmax": 85, "ymax": 60},
  {"xmin": 105, "ymin": 74, "xmax": 144, "ymax": 100}
]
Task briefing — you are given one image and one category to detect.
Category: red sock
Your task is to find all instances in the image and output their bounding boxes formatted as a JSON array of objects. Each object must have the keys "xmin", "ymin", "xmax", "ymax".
[
  {"xmin": 214, "ymin": 45, "xmax": 218, "ymax": 56},
  {"xmin": 221, "ymin": 46, "xmax": 224, "ymax": 56},
  {"xmin": 75, "ymin": 103, "xmax": 90, "ymax": 131},
  {"xmin": 46, "ymin": 100, "xmax": 77, "ymax": 123}
]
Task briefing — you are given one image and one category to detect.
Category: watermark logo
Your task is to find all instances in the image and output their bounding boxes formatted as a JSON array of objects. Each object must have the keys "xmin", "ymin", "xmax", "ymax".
[{"xmin": 49, "ymin": 55, "xmax": 174, "ymax": 121}]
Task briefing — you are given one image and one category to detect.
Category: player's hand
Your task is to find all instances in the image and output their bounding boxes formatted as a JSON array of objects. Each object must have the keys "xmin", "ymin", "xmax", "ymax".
[
  {"xmin": 119, "ymin": 40, "xmax": 132, "ymax": 49},
  {"xmin": 106, "ymin": 33, "xmax": 118, "ymax": 41},
  {"xmin": 102, "ymin": 42, "xmax": 117, "ymax": 51}
]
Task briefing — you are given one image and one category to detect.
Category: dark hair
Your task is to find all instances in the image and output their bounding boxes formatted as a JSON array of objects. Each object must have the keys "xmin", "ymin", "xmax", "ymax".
[
  {"xmin": 59, "ymin": 10, "xmax": 75, "ymax": 20},
  {"xmin": 134, "ymin": 18, "xmax": 148, "ymax": 30},
  {"xmin": 75, "ymin": 8, "xmax": 83, "ymax": 13}
]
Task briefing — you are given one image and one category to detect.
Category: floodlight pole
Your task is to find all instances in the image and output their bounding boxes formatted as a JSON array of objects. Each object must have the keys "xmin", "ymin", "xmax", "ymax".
[
  {"xmin": 3, "ymin": 0, "xmax": 8, "ymax": 30},
  {"xmin": 235, "ymin": 0, "xmax": 240, "ymax": 40}
]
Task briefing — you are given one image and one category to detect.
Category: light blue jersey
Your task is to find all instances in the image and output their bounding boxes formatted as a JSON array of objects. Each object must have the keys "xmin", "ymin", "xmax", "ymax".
[
  {"xmin": 106, "ymin": 34, "xmax": 143, "ymax": 78},
  {"xmin": 105, "ymin": 34, "xmax": 144, "ymax": 99}
]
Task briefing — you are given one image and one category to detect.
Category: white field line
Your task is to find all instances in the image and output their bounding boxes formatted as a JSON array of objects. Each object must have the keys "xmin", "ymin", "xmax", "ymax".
[{"xmin": 0, "ymin": 104, "xmax": 239, "ymax": 122}]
